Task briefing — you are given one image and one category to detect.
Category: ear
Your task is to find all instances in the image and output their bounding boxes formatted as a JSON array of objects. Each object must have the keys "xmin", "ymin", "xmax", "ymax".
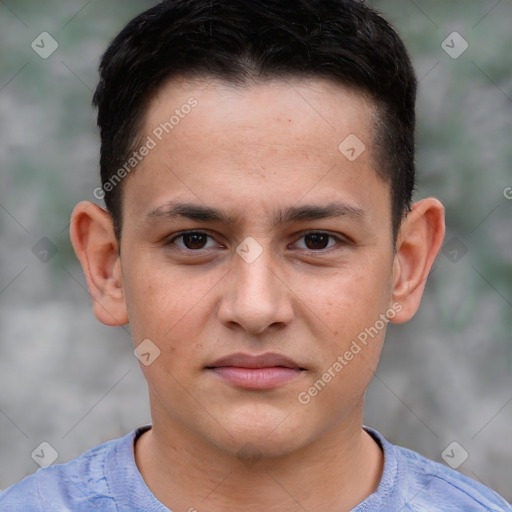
[
  {"xmin": 69, "ymin": 201, "xmax": 129, "ymax": 326},
  {"xmin": 390, "ymin": 197, "xmax": 445, "ymax": 324}
]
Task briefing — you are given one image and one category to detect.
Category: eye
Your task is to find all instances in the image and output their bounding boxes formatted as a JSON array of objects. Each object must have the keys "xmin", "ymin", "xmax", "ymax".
[
  {"xmin": 293, "ymin": 231, "xmax": 345, "ymax": 251},
  {"xmin": 166, "ymin": 230, "xmax": 349, "ymax": 254},
  {"xmin": 168, "ymin": 231, "xmax": 219, "ymax": 251}
]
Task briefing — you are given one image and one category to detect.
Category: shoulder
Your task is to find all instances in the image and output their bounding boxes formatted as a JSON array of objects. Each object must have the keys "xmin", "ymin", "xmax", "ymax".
[
  {"xmin": 373, "ymin": 429, "xmax": 512, "ymax": 511},
  {"xmin": 0, "ymin": 430, "xmax": 136, "ymax": 512}
]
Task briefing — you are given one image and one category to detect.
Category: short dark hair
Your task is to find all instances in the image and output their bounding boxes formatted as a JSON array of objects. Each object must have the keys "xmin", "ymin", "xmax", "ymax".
[{"xmin": 93, "ymin": 0, "xmax": 417, "ymax": 241}]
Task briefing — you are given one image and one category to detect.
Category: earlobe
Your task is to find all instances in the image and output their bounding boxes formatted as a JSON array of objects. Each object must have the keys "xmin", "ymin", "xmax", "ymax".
[
  {"xmin": 390, "ymin": 197, "xmax": 445, "ymax": 324},
  {"xmin": 69, "ymin": 201, "xmax": 129, "ymax": 326}
]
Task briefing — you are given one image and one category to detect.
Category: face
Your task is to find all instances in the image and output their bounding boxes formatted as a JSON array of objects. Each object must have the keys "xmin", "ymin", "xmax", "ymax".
[{"xmin": 118, "ymin": 77, "xmax": 397, "ymax": 457}]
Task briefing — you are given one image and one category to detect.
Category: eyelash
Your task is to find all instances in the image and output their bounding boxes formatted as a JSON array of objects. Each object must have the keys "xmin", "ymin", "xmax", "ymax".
[{"xmin": 166, "ymin": 230, "xmax": 350, "ymax": 253}]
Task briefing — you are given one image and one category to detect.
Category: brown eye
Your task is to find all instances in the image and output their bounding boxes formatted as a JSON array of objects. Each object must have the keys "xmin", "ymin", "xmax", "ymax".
[
  {"xmin": 182, "ymin": 232, "xmax": 208, "ymax": 249},
  {"xmin": 169, "ymin": 231, "xmax": 217, "ymax": 251},
  {"xmin": 294, "ymin": 231, "xmax": 340, "ymax": 251},
  {"xmin": 303, "ymin": 233, "xmax": 331, "ymax": 250}
]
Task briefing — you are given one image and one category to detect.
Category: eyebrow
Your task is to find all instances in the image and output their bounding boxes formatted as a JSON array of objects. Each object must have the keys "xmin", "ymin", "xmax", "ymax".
[{"xmin": 145, "ymin": 200, "xmax": 365, "ymax": 227}]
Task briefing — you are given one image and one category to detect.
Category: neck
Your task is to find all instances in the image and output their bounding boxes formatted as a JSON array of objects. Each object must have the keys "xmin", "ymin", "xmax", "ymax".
[{"xmin": 134, "ymin": 407, "xmax": 384, "ymax": 511}]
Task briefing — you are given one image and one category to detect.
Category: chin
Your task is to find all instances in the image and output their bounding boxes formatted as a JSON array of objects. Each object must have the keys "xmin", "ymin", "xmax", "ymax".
[
  {"xmin": 206, "ymin": 414, "xmax": 312, "ymax": 461},
  {"xmin": 220, "ymin": 433, "xmax": 304, "ymax": 462}
]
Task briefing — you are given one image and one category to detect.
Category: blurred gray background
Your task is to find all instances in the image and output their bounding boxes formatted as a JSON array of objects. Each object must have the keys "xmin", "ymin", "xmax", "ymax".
[{"xmin": 1, "ymin": 0, "xmax": 511, "ymax": 501}]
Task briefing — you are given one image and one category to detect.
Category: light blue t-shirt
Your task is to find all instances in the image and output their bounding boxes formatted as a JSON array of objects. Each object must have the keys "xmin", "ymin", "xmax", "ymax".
[{"xmin": 1, "ymin": 425, "xmax": 510, "ymax": 511}]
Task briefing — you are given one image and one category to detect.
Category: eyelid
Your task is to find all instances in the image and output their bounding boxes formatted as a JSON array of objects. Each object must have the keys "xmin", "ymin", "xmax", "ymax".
[
  {"xmin": 166, "ymin": 230, "xmax": 222, "ymax": 249},
  {"xmin": 165, "ymin": 229, "xmax": 351, "ymax": 252},
  {"xmin": 292, "ymin": 229, "xmax": 352, "ymax": 250}
]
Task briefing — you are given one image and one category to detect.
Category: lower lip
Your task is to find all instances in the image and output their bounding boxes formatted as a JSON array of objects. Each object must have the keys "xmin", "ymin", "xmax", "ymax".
[{"xmin": 209, "ymin": 367, "xmax": 303, "ymax": 389}]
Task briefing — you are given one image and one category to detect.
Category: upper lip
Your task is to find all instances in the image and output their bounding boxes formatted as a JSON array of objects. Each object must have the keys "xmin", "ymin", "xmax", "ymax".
[{"xmin": 207, "ymin": 352, "xmax": 304, "ymax": 370}]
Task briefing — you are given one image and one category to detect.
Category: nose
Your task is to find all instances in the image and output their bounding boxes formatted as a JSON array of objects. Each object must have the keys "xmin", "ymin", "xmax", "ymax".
[{"xmin": 217, "ymin": 243, "xmax": 294, "ymax": 335}]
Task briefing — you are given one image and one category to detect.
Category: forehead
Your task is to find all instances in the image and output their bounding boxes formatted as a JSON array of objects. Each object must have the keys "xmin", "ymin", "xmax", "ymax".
[
  {"xmin": 145, "ymin": 75, "xmax": 376, "ymax": 151},
  {"xmin": 122, "ymin": 76, "xmax": 389, "ymax": 231}
]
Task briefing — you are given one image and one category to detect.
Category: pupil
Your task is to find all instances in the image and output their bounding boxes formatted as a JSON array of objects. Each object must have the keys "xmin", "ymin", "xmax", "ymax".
[
  {"xmin": 184, "ymin": 233, "xmax": 207, "ymax": 249},
  {"xmin": 306, "ymin": 233, "xmax": 328, "ymax": 250}
]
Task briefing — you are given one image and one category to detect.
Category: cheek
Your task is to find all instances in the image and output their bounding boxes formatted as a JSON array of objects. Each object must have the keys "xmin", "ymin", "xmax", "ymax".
[
  {"xmin": 122, "ymin": 256, "xmax": 221, "ymax": 372},
  {"xmin": 296, "ymin": 261, "xmax": 392, "ymax": 333},
  {"xmin": 294, "ymin": 260, "xmax": 391, "ymax": 391}
]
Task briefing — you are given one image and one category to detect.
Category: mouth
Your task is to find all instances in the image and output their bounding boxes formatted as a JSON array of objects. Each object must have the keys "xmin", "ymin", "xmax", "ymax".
[{"xmin": 205, "ymin": 352, "xmax": 307, "ymax": 390}]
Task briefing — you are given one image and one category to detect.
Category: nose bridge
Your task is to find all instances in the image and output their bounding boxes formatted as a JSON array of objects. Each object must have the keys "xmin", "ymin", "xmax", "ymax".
[
  {"xmin": 219, "ymin": 239, "xmax": 293, "ymax": 333},
  {"xmin": 237, "ymin": 246, "xmax": 278, "ymax": 296}
]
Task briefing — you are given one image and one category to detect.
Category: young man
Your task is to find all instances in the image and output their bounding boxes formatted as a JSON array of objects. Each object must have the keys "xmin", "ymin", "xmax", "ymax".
[{"xmin": 1, "ymin": 0, "xmax": 510, "ymax": 510}]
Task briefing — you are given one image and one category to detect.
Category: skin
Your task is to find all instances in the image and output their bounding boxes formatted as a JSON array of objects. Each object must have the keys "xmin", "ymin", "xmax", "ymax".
[{"xmin": 70, "ymin": 77, "xmax": 445, "ymax": 511}]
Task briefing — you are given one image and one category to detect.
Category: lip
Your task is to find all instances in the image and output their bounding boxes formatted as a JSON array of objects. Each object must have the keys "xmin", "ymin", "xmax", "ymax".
[
  {"xmin": 206, "ymin": 352, "xmax": 306, "ymax": 390},
  {"xmin": 208, "ymin": 352, "xmax": 304, "ymax": 369}
]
